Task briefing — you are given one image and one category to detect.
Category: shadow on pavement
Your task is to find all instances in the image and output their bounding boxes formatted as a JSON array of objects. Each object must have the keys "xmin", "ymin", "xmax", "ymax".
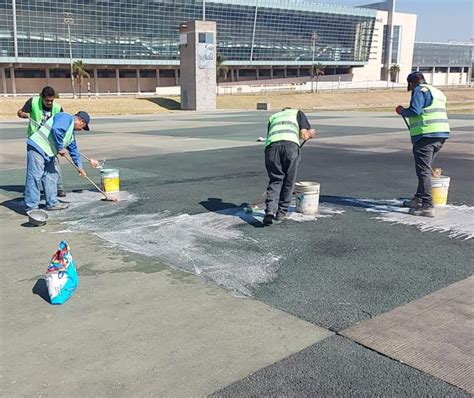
[
  {"xmin": 199, "ymin": 197, "xmax": 264, "ymax": 228},
  {"xmin": 0, "ymin": 185, "xmax": 24, "ymax": 194},
  {"xmin": 32, "ymin": 279, "xmax": 50, "ymax": 304},
  {"xmin": 1, "ymin": 197, "xmax": 27, "ymax": 216},
  {"xmin": 140, "ymin": 97, "xmax": 181, "ymax": 110}
]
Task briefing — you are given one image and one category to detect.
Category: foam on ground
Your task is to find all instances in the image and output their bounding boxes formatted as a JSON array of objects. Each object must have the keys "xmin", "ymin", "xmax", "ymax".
[
  {"xmin": 58, "ymin": 198, "xmax": 343, "ymax": 297},
  {"xmin": 339, "ymin": 198, "xmax": 474, "ymax": 240}
]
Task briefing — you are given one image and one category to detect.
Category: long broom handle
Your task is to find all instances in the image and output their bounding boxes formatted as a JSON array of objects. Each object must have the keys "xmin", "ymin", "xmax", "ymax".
[
  {"xmin": 62, "ymin": 155, "xmax": 110, "ymax": 199},
  {"xmin": 402, "ymin": 115, "xmax": 411, "ymax": 130}
]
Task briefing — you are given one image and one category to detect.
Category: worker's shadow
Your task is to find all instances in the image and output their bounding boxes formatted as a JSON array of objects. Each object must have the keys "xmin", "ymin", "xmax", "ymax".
[
  {"xmin": 1, "ymin": 196, "xmax": 27, "ymax": 215},
  {"xmin": 199, "ymin": 197, "xmax": 264, "ymax": 228}
]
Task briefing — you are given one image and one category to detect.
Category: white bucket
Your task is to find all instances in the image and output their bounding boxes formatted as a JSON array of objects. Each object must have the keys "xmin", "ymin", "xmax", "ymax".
[
  {"xmin": 295, "ymin": 181, "xmax": 320, "ymax": 215},
  {"xmin": 431, "ymin": 175, "xmax": 450, "ymax": 207}
]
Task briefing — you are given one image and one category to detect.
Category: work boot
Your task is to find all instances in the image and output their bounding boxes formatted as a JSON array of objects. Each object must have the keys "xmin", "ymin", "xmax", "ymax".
[
  {"xmin": 275, "ymin": 211, "xmax": 290, "ymax": 222},
  {"xmin": 57, "ymin": 190, "xmax": 66, "ymax": 198},
  {"xmin": 263, "ymin": 213, "xmax": 274, "ymax": 226},
  {"xmin": 47, "ymin": 203, "xmax": 69, "ymax": 211},
  {"xmin": 403, "ymin": 197, "xmax": 422, "ymax": 209},
  {"xmin": 408, "ymin": 204, "xmax": 435, "ymax": 218}
]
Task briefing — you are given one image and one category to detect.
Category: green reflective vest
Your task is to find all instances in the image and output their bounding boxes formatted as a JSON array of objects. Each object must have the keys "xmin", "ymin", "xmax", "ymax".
[
  {"xmin": 265, "ymin": 109, "xmax": 300, "ymax": 147},
  {"xmin": 408, "ymin": 84, "xmax": 450, "ymax": 137},
  {"xmin": 27, "ymin": 96, "xmax": 61, "ymax": 137},
  {"xmin": 29, "ymin": 113, "xmax": 75, "ymax": 157}
]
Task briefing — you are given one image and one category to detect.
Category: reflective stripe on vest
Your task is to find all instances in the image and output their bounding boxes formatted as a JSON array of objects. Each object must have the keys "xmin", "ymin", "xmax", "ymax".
[
  {"xmin": 265, "ymin": 109, "xmax": 300, "ymax": 147},
  {"xmin": 29, "ymin": 114, "xmax": 75, "ymax": 157},
  {"xmin": 408, "ymin": 85, "xmax": 450, "ymax": 137},
  {"xmin": 27, "ymin": 96, "xmax": 61, "ymax": 137}
]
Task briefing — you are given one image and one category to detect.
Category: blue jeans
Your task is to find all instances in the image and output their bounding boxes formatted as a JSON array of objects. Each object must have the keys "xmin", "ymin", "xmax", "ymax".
[
  {"xmin": 55, "ymin": 156, "xmax": 64, "ymax": 191},
  {"xmin": 25, "ymin": 148, "xmax": 59, "ymax": 210}
]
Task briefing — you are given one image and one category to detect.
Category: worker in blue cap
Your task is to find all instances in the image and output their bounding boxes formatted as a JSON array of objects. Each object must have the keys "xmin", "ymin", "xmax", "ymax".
[
  {"xmin": 395, "ymin": 72, "xmax": 450, "ymax": 217},
  {"xmin": 24, "ymin": 111, "xmax": 96, "ymax": 212}
]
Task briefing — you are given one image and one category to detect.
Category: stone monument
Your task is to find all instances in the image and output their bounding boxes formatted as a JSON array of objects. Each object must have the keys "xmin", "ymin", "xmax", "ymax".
[{"xmin": 179, "ymin": 20, "xmax": 217, "ymax": 111}]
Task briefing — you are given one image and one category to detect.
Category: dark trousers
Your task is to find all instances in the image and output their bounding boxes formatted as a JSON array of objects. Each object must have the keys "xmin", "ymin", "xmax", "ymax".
[
  {"xmin": 265, "ymin": 141, "xmax": 300, "ymax": 215},
  {"xmin": 412, "ymin": 137, "xmax": 445, "ymax": 205}
]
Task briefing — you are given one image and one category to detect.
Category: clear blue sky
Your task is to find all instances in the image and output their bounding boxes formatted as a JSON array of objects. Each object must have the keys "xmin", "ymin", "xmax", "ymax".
[{"xmin": 318, "ymin": 0, "xmax": 473, "ymax": 42}]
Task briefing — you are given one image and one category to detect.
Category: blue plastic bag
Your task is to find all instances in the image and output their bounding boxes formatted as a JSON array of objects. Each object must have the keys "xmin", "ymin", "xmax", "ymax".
[{"xmin": 45, "ymin": 241, "xmax": 79, "ymax": 305}]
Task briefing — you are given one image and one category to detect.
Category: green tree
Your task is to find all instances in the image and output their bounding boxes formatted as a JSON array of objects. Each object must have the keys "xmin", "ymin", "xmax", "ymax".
[
  {"xmin": 389, "ymin": 63, "xmax": 401, "ymax": 83},
  {"xmin": 216, "ymin": 53, "xmax": 229, "ymax": 84},
  {"xmin": 312, "ymin": 63, "xmax": 325, "ymax": 93},
  {"xmin": 73, "ymin": 60, "xmax": 90, "ymax": 99}
]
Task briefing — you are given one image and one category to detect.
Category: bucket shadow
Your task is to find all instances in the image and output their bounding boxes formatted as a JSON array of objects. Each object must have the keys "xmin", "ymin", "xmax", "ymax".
[
  {"xmin": 140, "ymin": 97, "xmax": 181, "ymax": 110},
  {"xmin": 320, "ymin": 195, "xmax": 409, "ymax": 214},
  {"xmin": 199, "ymin": 197, "xmax": 264, "ymax": 228},
  {"xmin": 32, "ymin": 279, "xmax": 50, "ymax": 304}
]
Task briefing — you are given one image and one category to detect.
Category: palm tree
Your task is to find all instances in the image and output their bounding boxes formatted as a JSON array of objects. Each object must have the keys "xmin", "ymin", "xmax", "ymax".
[
  {"xmin": 312, "ymin": 63, "xmax": 325, "ymax": 93},
  {"xmin": 389, "ymin": 64, "xmax": 401, "ymax": 83},
  {"xmin": 73, "ymin": 60, "xmax": 90, "ymax": 99},
  {"xmin": 216, "ymin": 53, "xmax": 229, "ymax": 84}
]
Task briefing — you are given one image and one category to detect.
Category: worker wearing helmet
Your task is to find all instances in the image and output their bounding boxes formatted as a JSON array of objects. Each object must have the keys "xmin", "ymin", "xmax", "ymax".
[{"xmin": 395, "ymin": 72, "xmax": 450, "ymax": 217}]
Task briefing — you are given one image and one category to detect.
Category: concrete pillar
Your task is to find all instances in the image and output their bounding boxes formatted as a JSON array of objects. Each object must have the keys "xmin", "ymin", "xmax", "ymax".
[
  {"xmin": 297, "ymin": 67, "xmax": 300, "ymax": 77},
  {"xmin": 45, "ymin": 68, "xmax": 50, "ymax": 85},
  {"xmin": 93, "ymin": 68, "xmax": 99, "ymax": 95},
  {"xmin": 236, "ymin": 68, "xmax": 240, "ymax": 82},
  {"xmin": 179, "ymin": 20, "xmax": 216, "ymax": 110},
  {"xmin": 256, "ymin": 68, "xmax": 259, "ymax": 80},
  {"xmin": 270, "ymin": 67, "xmax": 273, "ymax": 79},
  {"xmin": 136, "ymin": 68, "xmax": 141, "ymax": 93},
  {"xmin": 1, "ymin": 68, "xmax": 7, "ymax": 96},
  {"xmin": 431, "ymin": 67, "xmax": 435, "ymax": 85},
  {"xmin": 155, "ymin": 68, "xmax": 160, "ymax": 88},
  {"xmin": 115, "ymin": 68, "xmax": 121, "ymax": 95},
  {"xmin": 10, "ymin": 67, "xmax": 16, "ymax": 96},
  {"xmin": 284, "ymin": 67, "xmax": 287, "ymax": 78},
  {"xmin": 175, "ymin": 68, "xmax": 179, "ymax": 86},
  {"xmin": 446, "ymin": 66, "xmax": 450, "ymax": 86}
]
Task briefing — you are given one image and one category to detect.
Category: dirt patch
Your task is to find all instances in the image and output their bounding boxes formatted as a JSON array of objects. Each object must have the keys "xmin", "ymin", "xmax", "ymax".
[{"xmin": 1, "ymin": 88, "xmax": 472, "ymax": 119}]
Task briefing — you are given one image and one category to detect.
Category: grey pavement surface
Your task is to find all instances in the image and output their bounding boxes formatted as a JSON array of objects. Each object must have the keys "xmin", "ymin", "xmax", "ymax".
[
  {"xmin": 0, "ymin": 111, "xmax": 473, "ymax": 396},
  {"xmin": 343, "ymin": 276, "xmax": 474, "ymax": 394},
  {"xmin": 211, "ymin": 336, "xmax": 471, "ymax": 398}
]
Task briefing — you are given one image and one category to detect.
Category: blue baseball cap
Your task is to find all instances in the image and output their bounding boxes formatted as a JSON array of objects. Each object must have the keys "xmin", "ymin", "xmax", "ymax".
[{"xmin": 75, "ymin": 111, "xmax": 90, "ymax": 130}]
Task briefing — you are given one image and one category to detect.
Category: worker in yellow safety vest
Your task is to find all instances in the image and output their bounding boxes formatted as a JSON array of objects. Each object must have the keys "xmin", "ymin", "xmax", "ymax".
[
  {"xmin": 396, "ymin": 72, "xmax": 450, "ymax": 218},
  {"xmin": 17, "ymin": 86, "xmax": 67, "ymax": 197},
  {"xmin": 24, "ymin": 111, "xmax": 91, "ymax": 212},
  {"xmin": 263, "ymin": 107, "xmax": 317, "ymax": 226}
]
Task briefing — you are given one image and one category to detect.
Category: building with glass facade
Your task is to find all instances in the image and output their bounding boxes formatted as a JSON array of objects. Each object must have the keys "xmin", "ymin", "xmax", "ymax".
[
  {"xmin": 0, "ymin": 0, "xmax": 421, "ymax": 95},
  {"xmin": 411, "ymin": 42, "xmax": 473, "ymax": 86}
]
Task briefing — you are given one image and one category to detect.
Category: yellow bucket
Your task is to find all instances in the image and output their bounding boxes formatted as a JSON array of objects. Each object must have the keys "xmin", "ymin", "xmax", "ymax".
[
  {"xmin": 100, "ymin": 169, "xmax": 120, "ymax": 193},
  {"xmin": 431, "ymin": 176, "xmax": 450, "ymax": 206}
]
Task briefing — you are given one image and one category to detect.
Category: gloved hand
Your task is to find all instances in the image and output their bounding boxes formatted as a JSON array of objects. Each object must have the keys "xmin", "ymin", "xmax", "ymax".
[{"xmin": 395, "ymin": 105, "xmax": 404, "ymax": 115}]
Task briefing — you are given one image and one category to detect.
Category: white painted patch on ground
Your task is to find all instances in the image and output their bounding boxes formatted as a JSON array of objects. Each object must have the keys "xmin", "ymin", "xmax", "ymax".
[
  {"xmin": 338, "ymin": 198, "xmax": 474, "ymax": 240},
  {"xmin": 250, "ymin": 204, "xmax": 345, "ymax": 222},
  {"xmin": 57, "ymin": 197, "xmax": 343, "ymax": 297}
]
